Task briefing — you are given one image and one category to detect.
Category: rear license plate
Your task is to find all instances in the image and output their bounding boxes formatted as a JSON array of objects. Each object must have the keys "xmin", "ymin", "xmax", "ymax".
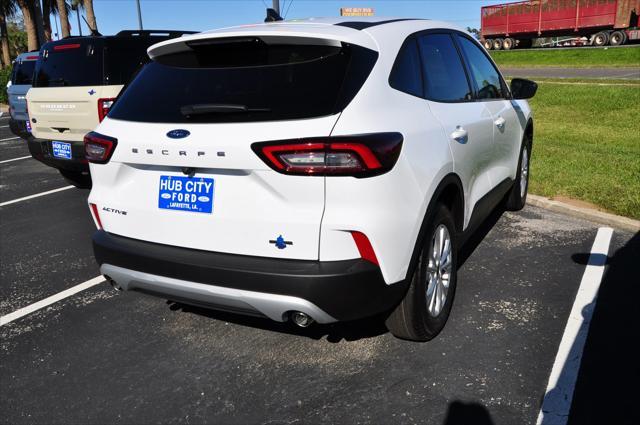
[
  {"xmin": 158, "ymin": 175, "xmax": 214, "ymax": 214},
  {"xmin": 52, "ymin": 141, "xmax": 71, "ymax": 160},
  {"xmin": 25, "ymin": 120, "xmax": 32, "ymax": 133}
]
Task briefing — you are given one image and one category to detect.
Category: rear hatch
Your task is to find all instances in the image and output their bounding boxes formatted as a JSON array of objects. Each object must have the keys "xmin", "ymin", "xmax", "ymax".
[
  {"xmin": 27, "ymin": 38, "xmax": 113, "ymax": 141},
  {"xmin": 91, "ymin": 34, "xmax": 377, "ymax": 260},
  {"xmin": 7, "ymin": 55, "xmax": 37, "ymax": 121}
]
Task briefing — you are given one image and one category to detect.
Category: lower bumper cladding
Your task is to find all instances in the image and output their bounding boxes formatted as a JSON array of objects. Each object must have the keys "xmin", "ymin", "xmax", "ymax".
[{"xmin": 93, "ymin": 230, "xmax": 408, "ymax": 322}]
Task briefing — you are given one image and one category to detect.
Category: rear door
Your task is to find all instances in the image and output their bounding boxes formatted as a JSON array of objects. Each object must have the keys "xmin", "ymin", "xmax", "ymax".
[
  {"xmin": 416, "ymin": 33, "xmax": 495, "ymax": 226},
  {"xmin": 7, "ymin": 56, "xmax": 36, "ymax": 122},
  {"xmin": 26, "ymin": 39, "xmax": 116, "ymax": 141},
  {"xmin": 90, "ymin": 37, "xmax": 377, "ymax": 260}
]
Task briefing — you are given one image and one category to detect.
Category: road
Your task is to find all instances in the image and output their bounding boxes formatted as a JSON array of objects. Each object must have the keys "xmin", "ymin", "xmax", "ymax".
[
  {"xmin": 501, "ymin": 66, "xmax": 640, "ymax": 80},
  {"xmin": 0, "ymin": 118, "xmax": 638, "ymax": 425}
]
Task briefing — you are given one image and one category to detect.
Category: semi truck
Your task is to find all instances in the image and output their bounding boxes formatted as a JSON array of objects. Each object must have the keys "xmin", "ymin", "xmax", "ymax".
[{"xmin": 481, "ymin": 0, "xmax": 640, "ymax": 49}]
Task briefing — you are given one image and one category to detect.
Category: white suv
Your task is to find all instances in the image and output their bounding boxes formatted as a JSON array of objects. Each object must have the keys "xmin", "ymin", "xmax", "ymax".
[{"xmin": 87, "ymin": 18, "xmax": 536, "ymax": 341}]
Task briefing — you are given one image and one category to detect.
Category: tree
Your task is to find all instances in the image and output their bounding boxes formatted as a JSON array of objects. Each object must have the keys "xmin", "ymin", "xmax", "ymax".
[
  {"xmin": 82, "ymin": 0, "xmax": 95, "ymax": 33},
  {"xmin": 55, "ymin": 0, "xmax": 69, "ymax": 38},
  {"xmin": 0, "ymin": 0, "xmax": 17, "ymax": 68},
  {"xmin": 15, "ymin": 0, "xmax": 38, "ymax": 51},
  {"xmin": 42, "ymin": 0, "xmax": 52, "ymax": 41},
  {"xmin": 466, "ymin": 27, "xmax": 480, "ymax": 40}
]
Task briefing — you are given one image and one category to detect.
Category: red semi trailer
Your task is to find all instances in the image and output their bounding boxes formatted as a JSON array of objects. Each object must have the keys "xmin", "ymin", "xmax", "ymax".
[{"xmin": 481, "ymin": 0, "xmax": 640, "ymax": 49}]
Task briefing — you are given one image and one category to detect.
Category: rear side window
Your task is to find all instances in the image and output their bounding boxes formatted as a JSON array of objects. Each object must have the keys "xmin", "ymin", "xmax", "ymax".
[
  {"xmin": 33, "ymin": 40, "xmax": 102, "ymax": 87},
  {"xmin": 109, "ymin": 38, "xmax": 378, "ymax": 123},
  {"xmin": 456, "ymin": 35, "xmax": 506, "ymax": 100},
  {"xmin": 104, "ymin": 37, "xmax": 166, "ymax": 85},
  {"xmin": 389, "ymin": 38, "xmax": 423, "ymax": 97},
  {"xmin": 418, "ymin": 34, "xmax": 472, "ymax": 102},
  {"xmin": 11, "ymin": 60, "xmax": 36, "ymax": 85}
]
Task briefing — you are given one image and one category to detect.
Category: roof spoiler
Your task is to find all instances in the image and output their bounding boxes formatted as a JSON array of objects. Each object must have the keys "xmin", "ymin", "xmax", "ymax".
[{"xmin": 115, "ymin": 30, "xmax": 198, "ymax": 38}]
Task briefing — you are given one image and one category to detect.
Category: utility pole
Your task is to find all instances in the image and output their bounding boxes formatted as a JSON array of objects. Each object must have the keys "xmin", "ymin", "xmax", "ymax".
[
  {"xmin": 76, "ymin": 8, "xmax": 82, "ymax": 36},
  {"xmin": 272, "ymin": 0, "xmax": 280, "ymax": 15},
  {"xmin": 136, "ymin": 0, "xmax": 143, "ymax": 30}
]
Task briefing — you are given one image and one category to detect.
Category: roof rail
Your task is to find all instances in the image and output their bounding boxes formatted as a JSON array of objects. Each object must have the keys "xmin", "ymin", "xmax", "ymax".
[{"xmin": 115, "ymin": 30, "xmax": 198, "ymax": 38}]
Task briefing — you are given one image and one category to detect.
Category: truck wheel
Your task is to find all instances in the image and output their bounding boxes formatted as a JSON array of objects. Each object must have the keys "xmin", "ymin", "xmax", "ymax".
[
  {"xmin": 483, "ymin": 39, "xmax": 493, "ymax": 50},
  {"xmin": 505, "ymin": 134, "xmax": 532, "ymax": 211},
  {"xmin": 610, "ymin": 31, "xmax": 626, "ymax": 46},
  {"xmin": 59, "ymin": 169, "xmax": 92, "ymax": 189},
  {"xmin": 386, "ymin": 204, "xmax": 458, "ymax": 342},
  {"xmin": 503, "ymin": 38, "xmax": 515, "ymax": 50},
  {"xmin": 593, "ymin": 31, "xmax": 610, "ymax": 46},
  {"xmin": 493, "ymin": 38, "xmax": 504, "ymax": 50}
]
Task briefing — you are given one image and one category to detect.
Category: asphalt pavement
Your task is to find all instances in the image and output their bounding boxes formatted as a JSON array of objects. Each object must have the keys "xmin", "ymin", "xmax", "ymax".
[
  {"xmin": 0, "ymin": 117, "xmax": 638, "ymax": 425},
  {"xmin": 501, "ymin": 66, "xmax": 640, "ymax": 80}
]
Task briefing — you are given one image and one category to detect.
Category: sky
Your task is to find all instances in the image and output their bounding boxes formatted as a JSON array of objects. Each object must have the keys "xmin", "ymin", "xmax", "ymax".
[{"xmin": 53, "ymin": 0, "xmax": 510, "ymax": 39}]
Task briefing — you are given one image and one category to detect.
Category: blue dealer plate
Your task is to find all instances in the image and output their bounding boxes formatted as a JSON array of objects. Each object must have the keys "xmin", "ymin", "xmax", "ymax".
[
  {"xmin": 52, "ymin": 141, "xmax": 71, "ymax": 160},
  {"xmin": 158, "ymin": 175, "xmax": 214, "ymax": 214}
]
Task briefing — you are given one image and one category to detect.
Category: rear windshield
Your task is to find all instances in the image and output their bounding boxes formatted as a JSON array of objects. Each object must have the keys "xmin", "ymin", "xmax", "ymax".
[
  {"xmin": 11, "ymin": 60, "xmax": 36, "ymax": 85},
  {"xmin": 108, "ymin": 38, "xmax": 378, "ymax": 123},
  {"xmin": 104, "ymin": 37, "xmax": 168, "ymax": 85},
  {"xmin": 33, "ymin": 40, "xmax": 102, "ymax": 87}
]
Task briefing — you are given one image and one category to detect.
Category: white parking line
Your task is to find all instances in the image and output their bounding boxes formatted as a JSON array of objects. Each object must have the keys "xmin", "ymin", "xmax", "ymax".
[
  {"xmin": 536, "ymin": 227, "xmax": 613, "ymax": 425},
  {"xmin": 0, "ymin": 186, "xmax": 74, "ymax": 207},
  {"xmin": 0, "ymin": 155, "xmax": 31, "ymax": 164},
  {"xmin": 0, "ymin": 276, "xmax": 105, "ymax": 326},
  {"xmin": 0, "ymin": 136, "xmax": 20, "ymax": 142},
  {"xmin": 0, "ymin": 125, "xmax": 8, "ymax": 128}
]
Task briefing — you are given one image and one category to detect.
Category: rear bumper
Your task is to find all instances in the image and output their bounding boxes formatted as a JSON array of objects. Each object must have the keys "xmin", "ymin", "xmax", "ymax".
[
  {"xmin": 9, "ymin": 118, "xmax": 30, "ymax": 139},
  {"xmin": 27, "ymin": 137, "xmax": 89, "ymax": 173},
  {"xmin": 93, "ymin": 230, "xmax": 408, "ymax": 322}
]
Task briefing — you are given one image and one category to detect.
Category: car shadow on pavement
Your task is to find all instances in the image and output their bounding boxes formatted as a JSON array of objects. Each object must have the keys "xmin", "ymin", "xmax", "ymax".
[
  {"xmin": 565, "ymin": 231, "xmax": 640, "ymax": 425},
  {"xmin": 164, "ymin": 204, "xmax": 508, "ymax": 343}
]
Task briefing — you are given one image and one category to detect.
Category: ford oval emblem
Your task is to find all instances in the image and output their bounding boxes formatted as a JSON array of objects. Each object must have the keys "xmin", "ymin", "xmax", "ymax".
[{"xmin": 167, "ymin": 129, "xmax": 190, "ymax": 139}]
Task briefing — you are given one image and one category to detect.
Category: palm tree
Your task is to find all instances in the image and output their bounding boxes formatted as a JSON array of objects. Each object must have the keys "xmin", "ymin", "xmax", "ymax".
[
  {"xmin": 42, "ymin": 0, "xmax": 52, "ymax": 41},
  {"xmin": 15, "ymin": 0, "xmax": 38, "ymax": 51},
  {"xmin": 0, "ymin": 0, "xmax": 17, "ymax": 68},
  {"xmin": 82, "ymin": 0, "xmax": 95, "ymax": 33},
  {"xmin": 55, "ymin": 0, "xmax": 69, "ymax": 38}
]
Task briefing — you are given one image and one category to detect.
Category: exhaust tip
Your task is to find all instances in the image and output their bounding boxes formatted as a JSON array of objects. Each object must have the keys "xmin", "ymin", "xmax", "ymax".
[
  {"xmin": 104, "ymin": 275, "xmax": 122, "ymax": 291},
  {"xmin": 290, "ymin": 311, "xmax": 314, "ymax": 328}
]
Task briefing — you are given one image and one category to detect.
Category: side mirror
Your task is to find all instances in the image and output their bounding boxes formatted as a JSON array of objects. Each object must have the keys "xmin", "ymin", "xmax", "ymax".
[{"xmin": 510, "ymin": 78, "xmax": 538, "ymax": 99}]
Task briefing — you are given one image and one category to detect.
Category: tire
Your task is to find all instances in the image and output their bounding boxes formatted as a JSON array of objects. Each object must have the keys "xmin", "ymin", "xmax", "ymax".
[
  {"xmin": 503, "ymin": 37, "xmax": 515, "ymax": 50},
  {"xmin": 386, "ymin": 204, "xmax": 458, "ymax": 342},
  {"xmin": 483, "ymin": 39, "xmax": 493, "ymax": 50},
  {"xmin": 59, "ymin": 169, "xmax": 92, "ymax": 189},
  {"xmin": 609, "ymin": 31, "xmax": 626, "ymax": 46},
  {"xmin": 493, "ymin": 38, "xmax": 504, "ymax": 50},
  {"xmin": 593, "ymin": 31, "xmax": 610, "ymax": 46},
  {"xmin": 505, "ymin": 134, "xmax": 531, "ymax": 211}
]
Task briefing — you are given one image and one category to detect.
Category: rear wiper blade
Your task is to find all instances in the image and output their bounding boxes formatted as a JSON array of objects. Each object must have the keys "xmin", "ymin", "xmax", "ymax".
[
  {"xmin": 180, "ymin": 103, "xmax": 271, "ymax": 116},
  {"xmin": 47, "ymin": 77, "xmax": 68, "ymax": 86}
]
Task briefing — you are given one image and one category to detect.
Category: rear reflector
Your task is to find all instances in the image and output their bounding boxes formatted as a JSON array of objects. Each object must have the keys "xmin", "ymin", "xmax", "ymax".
[
  {"xmin": 84, "ymin": 131, "xmax": 118, "ymax": 164},
  {"xmin": 97, "ymin": 98, "xmax": 116, "ymax": 122},
  {"xmin": 252, "ymin": 132, "xmax": 403, "ymax": 177},
  {"xmin": 89, "ymin": 203, "xmax": 103, "ymax": 229},
  {"xmin": 351, "ymin": 231, "xmax": 379, "ymax": 265},
  {"xmin": 26, "ymin": 55, "xmax": 39, "ymax": 60},
  {"xmin": 53, "ymin": 43, "xmax": 81, "ymax": 51}
]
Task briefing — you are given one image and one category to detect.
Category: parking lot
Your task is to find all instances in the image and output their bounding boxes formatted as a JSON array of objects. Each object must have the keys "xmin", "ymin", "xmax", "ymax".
[{"xmin": 0, "ymin": 116, "xmax": 637, "ymax": 424}]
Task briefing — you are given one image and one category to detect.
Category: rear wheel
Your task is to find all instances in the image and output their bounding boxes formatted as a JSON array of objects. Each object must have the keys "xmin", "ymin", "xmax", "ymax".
[
  {"xmin": 503, "ymin": 37, "xmax": 515, "ymax": 50},
  {"xmin": 59, "ymin": 169, "xmax": 92, "ymax": 189},
  {"xmin": 593, "ymin": 31, "xmax": 610, "ymax": 46},
  {"xmin": 493, "ymin": 38, "xmax": 504, "ymax": 50},
  {"xmin": 483, "ymin": 39, "xmax": 493, "ymax": 50},
  {"xmin": 386, "ymin": 204, "xmax": 458, "ymax": 342},
  {"xmin": 505, "ymin": 135, "xmax": 531, "ymax": 211},
  {"xmin": 609, "ymin": 31, "xmax": 626, "ymax": 46}
]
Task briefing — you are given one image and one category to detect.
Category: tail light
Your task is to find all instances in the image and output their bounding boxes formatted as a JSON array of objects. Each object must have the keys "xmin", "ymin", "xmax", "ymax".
[
  {"xmin": 251, "ymin": 132, "xmax": 403, "ymax": 177},
  {"xmin": 84, "ymin": 131, "xmax": 117, "ymax": 164},
  {"xmin": 97, "ymin": 98, "xmax": 116, "ymax": 122}
]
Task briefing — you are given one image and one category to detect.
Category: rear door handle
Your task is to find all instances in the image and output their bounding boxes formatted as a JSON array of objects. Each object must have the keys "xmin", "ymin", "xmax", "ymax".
[
  {"xmin": 495, "ymin": 116, "xmax": 506, "ymax": 131},
  {"xmin": 450, "ymin": 126, "xmax": 468, "ymax": 144}
]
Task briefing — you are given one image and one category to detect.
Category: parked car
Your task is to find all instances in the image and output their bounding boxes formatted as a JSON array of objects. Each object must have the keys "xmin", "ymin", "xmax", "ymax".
[
  {"xmin": 7, "ymin": 51, "xmax": 38, "ymax": 139},
  {"xmin": 26, "ymin": 30, "xmax": 195, "ymax": 188},
  {"xmin": 88, "ymin": 18, "xmax": 537, "ymax": 341}
]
